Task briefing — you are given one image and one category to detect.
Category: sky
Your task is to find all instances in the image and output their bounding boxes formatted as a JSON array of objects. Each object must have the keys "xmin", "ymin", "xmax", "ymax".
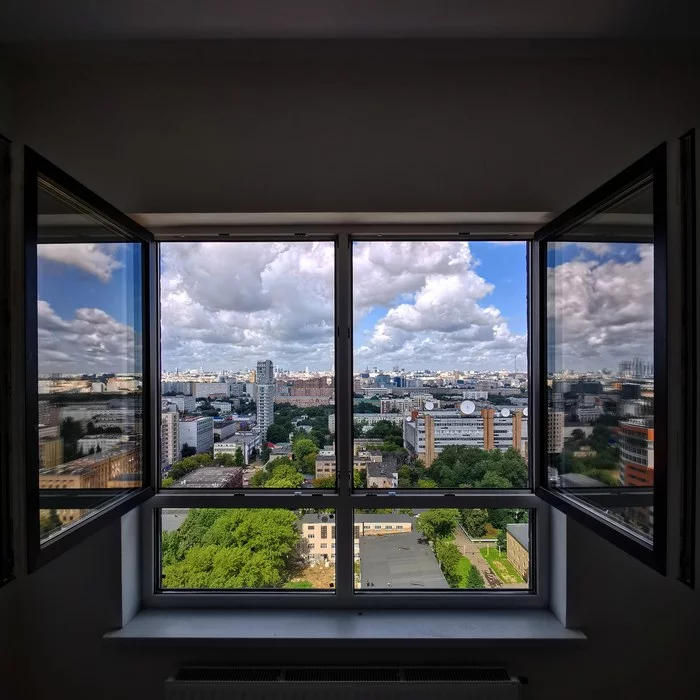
[
  {"xmin": 35, "ymin": 238, "xmax": 654, "ymax": 375},
  {"xmin": 37, "ymin": 242, "xmax": 142, "ymax": 375}
]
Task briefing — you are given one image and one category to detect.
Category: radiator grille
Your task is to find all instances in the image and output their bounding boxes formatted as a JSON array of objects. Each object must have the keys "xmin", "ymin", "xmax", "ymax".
[
  {"xmin": 286, "ymin": 669, "xmax": 401, "ymax": 683},
  {"xmin": 404, "ymin": 668, "xmax": 511, "ymax": 683},
  {"xmin": 176, "ymin": 669, "xmax": 281, "ymax": 683}
]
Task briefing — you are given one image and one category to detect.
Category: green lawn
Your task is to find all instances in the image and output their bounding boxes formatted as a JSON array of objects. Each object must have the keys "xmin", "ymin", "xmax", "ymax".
[
  {"xmin": 455, "ymin": 556, "xmax": 471, "ymax": 588},
  {"xmin": 479, "ymin": 546, "xmax": 525, "ymax": 584}
]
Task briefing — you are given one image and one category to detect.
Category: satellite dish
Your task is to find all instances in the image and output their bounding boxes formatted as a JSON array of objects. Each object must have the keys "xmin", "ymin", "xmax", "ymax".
[
  {"xmin": 501, "ymin": 408, "xmax": 511, "ymax": 417},
  {"xmin": 424, "ymin": 401, "xmax": 435, "ymax": 410},
  {"xmin": 406, "ymin": 416, "xmax": 413, "ymax": 422},
  {"xmin": 523, "ymin": 407, "xmax": 529, "ymax": 417},
  {"xmin": 459, "ymin": 400, "xmax": 476, "ymax": 415}
]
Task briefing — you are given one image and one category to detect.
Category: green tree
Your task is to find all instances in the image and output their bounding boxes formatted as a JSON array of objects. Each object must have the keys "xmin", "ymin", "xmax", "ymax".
[
  {"xmin": 466, "ymin": 565, "xmax": 486, "ymax": 589},
  {"xmin": 234, "ymin": 447, "xmax": 245, "ymax": 467},
  {"xmin": 39, "ymin": 509, "xmax": 62, "ymax": 538},
  {"xmin": 497, "ymin": 528, "xmax": 507, "ymax": 552},
  {"xmin": 312, "ymin": 476, "xmax": 336, "ymax": 488},
  {"xmin": 162, "ymin": 508, "xmax": 300, "ymax": 589},
  {"xmin": 251, "ymin": 458, "xmax": 304, "ymax": 488},
  {"xmin": 214, "ymin": 453, "xmax": 237, "ymax": 467},
  {"xmin": 416, "ymin": 509, "xmax": 460, "ymax": 542},
  {"xmin": 292, "ymin": 437, "xmax": 318, "ymax": 473},
  {"xmin": 266, "ymin": 424, "xmax": 289, "ymax": 444},
  {"xmin": 355, "ymin": 401, "xmax": 380, "ymax": 413},
  {"xmin": 434, "ymin": 539, "xmax": 463, "ymax": 587},
  {"xmin": 162, "ymin": 476, "xmax": 175, "ymax": 488},
  {"xmin": 60, "ymin": 416, "xmax": 83, "ymax": 461},
  {"xmin": 461, "ymin": 508, "xmax": 489, "ymax": 537},
  {"xmin": 354, "ymin": 468, "xmax": 366, "ymax": 489},
  {"xmin": 181, "ymin": 443, "xmax": 197, "ymax": 459}
]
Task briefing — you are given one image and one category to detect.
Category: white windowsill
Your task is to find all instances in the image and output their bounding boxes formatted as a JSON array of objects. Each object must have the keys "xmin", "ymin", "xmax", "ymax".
[{"xmin": 103, "ymin": 609, "xmax": 585, "ymax": 647}]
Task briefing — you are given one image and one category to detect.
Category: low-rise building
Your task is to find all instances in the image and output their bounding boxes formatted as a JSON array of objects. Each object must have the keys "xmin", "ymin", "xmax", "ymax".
[
  {"xmin": 299, "ymin": 513, "xmax": 413, "ymax": 563},
  {"xmin": 171, "ymin": 466, "xmax": 243, "ymax": 488},
  {"xmin": 212, "ymin": 432, "xmax": 260, "ymax": 464},
  {"xmin": 366, "ymin": 462, "xmax": 398, "ymax": 489},
  {"xmin": 506, "ymin": 523, "xmax": 529, "ymax": 581},
  {"xmin": 314, "ymin": 450, "xmax": 336, "ymax": 479}
]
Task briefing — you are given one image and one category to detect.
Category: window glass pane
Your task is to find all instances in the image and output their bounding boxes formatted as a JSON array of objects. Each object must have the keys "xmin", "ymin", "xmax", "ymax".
[
  {"xmin": 37, "ymin": 187, "xmax": 143, "ymax": 544},
  {"xmin": 159, "ymin": 242, "xmax": 335, "ymax": 489},
  {"xmin": 352, "ymin": 241, "xmax": 529, "ymax": 489},
  {"xmin": 353, "ymin": 509, "xmax": 531, "ymax": 590},
  {"xmin": 160, "ymin": 508, "xmax": 335, "ymax": 590},
  {"xmin": 546, "ymin": 182, "xmax": 655, "ymax": 544}
]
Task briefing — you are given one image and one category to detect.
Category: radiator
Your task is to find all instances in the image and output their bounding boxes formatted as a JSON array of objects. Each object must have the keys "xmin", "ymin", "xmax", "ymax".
[{"xmin": 165, "ymin": 667, "xmax": 523, "ymax": 700}]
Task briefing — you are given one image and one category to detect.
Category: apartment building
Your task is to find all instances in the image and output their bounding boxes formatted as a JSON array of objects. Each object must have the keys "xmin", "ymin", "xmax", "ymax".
[
  {"xmin": 161, "ymin": 409, "xmax": 180, "ymax": 468},
  {"xmin": 404, "ymin": 409, "xmax": 528, "ymax": 467},
  {"xmin": 178, "ymin": 416, "xmax": 214, "ymax": 455},
  {"xmin": 213, "ymin": 432, "xmax": 261, "ymax": 464}
]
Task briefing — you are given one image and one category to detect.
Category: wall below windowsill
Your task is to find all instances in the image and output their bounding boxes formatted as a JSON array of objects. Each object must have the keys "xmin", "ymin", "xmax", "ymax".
[{"xmin": 103, "ymin": 609, "xmax": 585, "ymax": 648}]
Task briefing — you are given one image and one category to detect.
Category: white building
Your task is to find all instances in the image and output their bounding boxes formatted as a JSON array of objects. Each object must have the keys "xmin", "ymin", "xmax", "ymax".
[
  {"xmin": 179, "ymin": 416, "xmax": 214, "ymax": 454},
  {"xmin": 403, "ymin": 409, "xmax": 528, "ymax": 467},
  {"xmin": 256, "ymin": 360, "xmax": 275, "ymax": 440},
  {"xmin": 463, "ymin": 390, "xmax": 489, "ymax": 400},
  {"xmin": 328, "ymin": 412, "xmax": 404, "ymax": 433},
  {"xmin": 576, "ymin": 405, "xmax": 603, "ymax": 423},
  {"xmin": 213, "ymin": 432, "xmax": 261, "ymax": 465},
  {"xmin": 164, "ymin": 394, "xmax": 196, "ymax": 414},
  {"xmin": 193, "ymin": 382, "xmax": 229, "ymax": 398},
  {"xmin": 211, "ymin": 400, "xmax": 238, "ymax": 414},
  {"xmin": 161, "ymin": 408, "xmax": 180, "ymax": 467}
]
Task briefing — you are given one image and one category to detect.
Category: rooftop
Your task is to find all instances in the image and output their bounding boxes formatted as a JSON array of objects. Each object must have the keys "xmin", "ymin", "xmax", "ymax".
[
  {"xmin": 506, "ymin": 523, "xmax": 530, "ymax": 551},
  {"xmin": 358, "ymin": 531, "xmax": 448, "ymax": 590},
  {"xmin": 172, "ymin": 466, "xmax": 242, "ymax": 488},
  {"xmin": 367, "ymin": 462, "xmax": 398, "ymax": 477}
]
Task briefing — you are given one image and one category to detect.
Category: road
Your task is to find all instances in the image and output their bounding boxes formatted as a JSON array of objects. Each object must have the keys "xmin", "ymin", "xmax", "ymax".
[{"xmin": 452, "ymin": 524, "xmax": 503, "ymax": 589}]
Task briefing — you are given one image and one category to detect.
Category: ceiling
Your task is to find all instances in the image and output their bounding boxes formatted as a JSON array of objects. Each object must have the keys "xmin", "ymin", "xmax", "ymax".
[{"xmin": 0, "ymin": 0, "xmax": 699, "ymax": 42}]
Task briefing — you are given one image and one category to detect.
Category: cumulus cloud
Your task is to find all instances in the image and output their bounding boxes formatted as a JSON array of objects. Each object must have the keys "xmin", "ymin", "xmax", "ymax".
[
  {"xmin": 38, "ymin": 243, "xmax": 125, "ymax": 282},
  {"xmin": 38, "ymin": 300, "xmax": 140, "ymax": 374},
  {"xmin": 548, "ymin": 243, "xmax": 654, "ymax": 371},
  {"xmin": 160, "ymin": 240, "xmax": 527, "ymax": 371}
]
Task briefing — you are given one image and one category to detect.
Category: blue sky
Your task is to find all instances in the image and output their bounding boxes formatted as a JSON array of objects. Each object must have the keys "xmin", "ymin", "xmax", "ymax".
[{"xmin": 37, "ymin": 242, "xmax": 142, "ymax": 374}]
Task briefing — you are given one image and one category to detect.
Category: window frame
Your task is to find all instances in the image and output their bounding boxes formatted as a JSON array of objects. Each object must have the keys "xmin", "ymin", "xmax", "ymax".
[
  {"xmin": 143, "ymin": 231, "xmax": 549, "ymax": 609},
  {"xmin": 0, "ymin": 134, "xmax": 12, "ymax": 587},
  {"xmin": 533, "ymin": 144, "xmax": 668, "ymax": 573},
  {"xmin": 24, "ymin": 148, "xmax": 157, "ymax": 572}
]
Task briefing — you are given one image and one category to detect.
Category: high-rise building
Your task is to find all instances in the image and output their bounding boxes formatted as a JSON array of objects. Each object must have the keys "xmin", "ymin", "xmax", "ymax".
[
  {"xmin": 178, "ymin": 416, "xmax": 214, "ymax": 455},
  {"xmin": 256, "ymin": 359, "xmax": 275, "ymax": 440},
  {"xmin": 161, "ymin": 407, "xmax": 180, "ymax": 468}
]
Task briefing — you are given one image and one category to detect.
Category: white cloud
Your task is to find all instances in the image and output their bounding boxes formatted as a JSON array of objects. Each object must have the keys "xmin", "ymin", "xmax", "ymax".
[
  {"xmin": 547, "ymin": 243, "xmax": 654, "ymax": 370},
  {"xmin": 38, "ymin": 243, "xmax": 125, "ymax": 282},
  {"xmin": 38, "ymin": 300, "xmax": 140, "ymax": 374},
  {"xmin": 158, "ymin": 240, "xmax": 528, "ymax": 372}
]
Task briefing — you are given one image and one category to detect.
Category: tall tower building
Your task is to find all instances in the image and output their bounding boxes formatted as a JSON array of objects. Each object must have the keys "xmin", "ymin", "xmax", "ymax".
[
  {"xmin": 161, "ymin": 406, "xmax": 180, "ymax": 468},
  {"xmin": 256, "ymin": 359, "xmax": 275, "ymax": 440}
]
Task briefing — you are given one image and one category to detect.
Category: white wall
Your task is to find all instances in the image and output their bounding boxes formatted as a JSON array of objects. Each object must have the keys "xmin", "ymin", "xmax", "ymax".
[{"xmin": 2, "ymin": 42, "xmax": 700, "ymax": 700}]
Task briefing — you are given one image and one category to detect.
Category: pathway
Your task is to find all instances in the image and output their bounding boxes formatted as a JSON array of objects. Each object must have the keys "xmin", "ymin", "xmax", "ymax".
[{"xmin": 452, "ymin": 524, "xmax": 503, "ymax": 589}]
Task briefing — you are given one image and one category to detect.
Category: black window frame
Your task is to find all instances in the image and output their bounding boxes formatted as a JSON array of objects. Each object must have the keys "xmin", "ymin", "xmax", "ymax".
[
  {"xmin": 533, "ymin": 143, "xmax": 668, "ymax": 573},
  {"xmin": 0, "ymin": 134, "xmax": 12, "ymax": 587},
  {"xmin": 24, "ymin": 148, "xmax": 157, "ymax": 572}
]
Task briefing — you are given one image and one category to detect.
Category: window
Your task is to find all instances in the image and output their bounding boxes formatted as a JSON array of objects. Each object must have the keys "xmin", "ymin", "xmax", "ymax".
[
  {"xmin": 20, "ymin": 142, "xmax": 677, "ymax": 599},
  {"xmin": 535, "ymin": 144, "xmax": 668, "ymax": 572},
  {"xmin": 24, "ymin": 149, "xmax": 155, "ymax": 570}
]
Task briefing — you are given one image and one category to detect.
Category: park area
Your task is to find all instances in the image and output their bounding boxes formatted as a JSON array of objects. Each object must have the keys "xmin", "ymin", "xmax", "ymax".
[{"xmin": 479, "ymin": 545, "xmax": 525, "ymax": 584}]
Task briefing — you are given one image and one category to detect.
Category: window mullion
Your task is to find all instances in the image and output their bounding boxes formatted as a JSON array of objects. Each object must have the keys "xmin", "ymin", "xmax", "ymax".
[{"xmin": 334, "ymin": 232, "xmax": 354, "ymax": 599}]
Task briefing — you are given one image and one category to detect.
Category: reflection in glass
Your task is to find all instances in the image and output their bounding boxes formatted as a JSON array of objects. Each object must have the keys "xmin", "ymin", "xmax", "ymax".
[
  {"xmin": 159, "ymin": 242, "xmax": 335, "ymax": 489},
  {"xmin": 351, "ymin": 241, "xmax": 529, "ymax": 489},
  {"xmin": 37, "ymin": 187, "xmax": 143, "ymax": 543},
  {"xmin": 160, "ymin": 508, "xmax": 336, "ymax": 590},
  {"xmin": 353, "ymin": 509, "xmax": 530, "ymax": 590},
  {"xmin": 546, "ymin": 181, "xmax": 655, "ymax": 543}
]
